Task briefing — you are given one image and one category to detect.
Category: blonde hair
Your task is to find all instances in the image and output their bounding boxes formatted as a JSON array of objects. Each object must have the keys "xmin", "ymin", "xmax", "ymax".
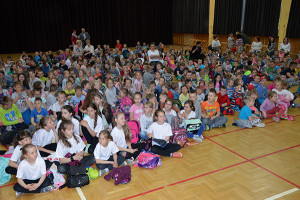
[{"xmin": 112, "ymin": 112, "xmax": 132, "ymax": 142}]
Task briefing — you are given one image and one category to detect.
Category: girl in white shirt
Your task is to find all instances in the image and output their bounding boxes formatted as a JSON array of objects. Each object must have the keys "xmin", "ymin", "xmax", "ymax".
[
  {"xmin": 80, "ymin": 103, "xmax": 104, "ymax": 154},
  {"xmin": 32, "ymin": 116, "xmax": 58, "ymax": 157},
  {"xmin": 6, "ymin": 131, "xmax": 41, "ymax": 175},
  {"xmin": 14, "ymin": 144, "xmax": 52, "ymax": 197},
  {"xmin": 147, "ymin": 109, "xmax": 182, "ymax": 158},
  {"xmin": 179, "ymin": 100, "xmax": 196, "ymax": 126},
  {"xmin": 94, "ymin": 130, "xmax": 126, "ymax": 176},
  {"xmin": 56, "ymin": 105, "xmax": 80, "ymax": 136},
  {"xmin": 111, "ymin": 112, "xmax": 145, "ymax": 165},
  {"xmin": 56, "ymin": 120, "xmax": 95, "ymax": 174}
]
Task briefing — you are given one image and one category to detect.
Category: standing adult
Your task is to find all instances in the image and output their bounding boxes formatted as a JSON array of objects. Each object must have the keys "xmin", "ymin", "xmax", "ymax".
[
  {"xmin": 147, "ymin": 42, "xmax": 160, "ymax": 69},
  {"xmin": 266, "ymin": 36, "xmax": 276, "ymax": 56},
  {"xmin": 190, "ymin": 41, "xmax": 205, "ymax": 62},
  {"xmin": 79, "ymin": 28, "xmax": 90, "ymax": 47},
  {"xmin": 71, "ymin": 30, "xmax": 78, "ymax": 46},
  {"xmin": 279, "ymin": 37, "xmax": 291, "ymax": 55}
]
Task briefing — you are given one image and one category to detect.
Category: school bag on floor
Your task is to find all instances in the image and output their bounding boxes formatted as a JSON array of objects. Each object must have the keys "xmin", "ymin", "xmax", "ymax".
[
  {"xmin": 60, "ymin": 166, "xmax": 89, "ymax": 189},
  {"xmin": 46, "ymin": 169, "xmax": 65, "ymax": 191},
  {"xmin": 127, "ymin": 120, "xmax": 141, "ymax": 143},
  {"xmin": 184, "ymin": 119, "xmax": 202, "ymax": 135},
  {"xmin": 170, "ymin": 127, "xmax": 188, "ymax": 148},
  {"xmin": 133, "ymin": 150, "xmax": 162, "ymax": 169}
]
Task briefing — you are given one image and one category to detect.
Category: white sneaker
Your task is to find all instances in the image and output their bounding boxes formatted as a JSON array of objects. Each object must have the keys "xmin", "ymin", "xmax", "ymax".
[
  {"xmin": 254, "ymin": 123, "xmax": 265, "ymax": 128},
  {"xmin": 193, "ymin": 135, "xmax": 203, "ymax": 143},
  {"xmin": 126, "ymin": 158, "xmax": 134, "ymax": 166},
  {"xmin": 121, "ymin": 161, "xmax": 127, "ymax": 166},
  {"xmin": 40, "ymin": 186, "xmax": 53, "ymax": 193},
  {"xmin": 16, "ymin": 192, "xmax": 23, "ymax": 197},
  {"xmin": 99, "ymin": 168, "xmax": 109, "ymax": 176}
]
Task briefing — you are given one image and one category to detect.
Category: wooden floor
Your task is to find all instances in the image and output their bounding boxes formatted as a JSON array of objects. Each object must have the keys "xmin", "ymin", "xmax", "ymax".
[{"xmin": 0, "ymin": 51, "xmax": 300, "ymax": 199}]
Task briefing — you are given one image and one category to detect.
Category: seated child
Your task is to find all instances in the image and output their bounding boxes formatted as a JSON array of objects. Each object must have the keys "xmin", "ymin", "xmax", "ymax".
[
  {"xmin": 46, "ymin": 85, "xmax": 57, "ymax": 110},
  {"xmin": 0, "ymin": 96, "xmax": 28, "ymax": 145},
  {"xmin": 51, "ymin": 91, "xmax": 69, "ymax": 122},
  {"xmin": 30, "ymin": 98, "xmax": 49, "ymax": 132},
  {"xmin": 129, "ymin": 92, "xmax": 143, "ymax": 122},
  {"xmin": 70, "ymin": 86, "xmax": 85, "ymax": 108},
  {"xmin": 30, "ymin": 88, "xmax": 47, "ymax": 109},
  {"xmin": 189, "ymin": 90, "xmax": 202, "ymax": 119},
  {"xmin": 196, "ymin": 86, "xmax": 205, "ymax": 103},
  {"xmin": 230, "ymin": 83, "xmax": 244, "ymax": 112},
  {"xmin": 117, "ymin": 88, "xmax": 132, "ymax": 121},
  {"xmin": 162, "ymin": 83, "xmax": 174, "ymax": 99},
  {"xmin": 201, "ymin": 89, "xmax": 228, "ymax": 130},
  {"xmin": 256, "ymin": 76, "xmax": 268, "ymax": 105},
  {"xmin": 64, "ymin": 80, "xmax": 76, "ymax": 100},
  {"xmin": 139, "ymin": 102, "xmax": 154, "ymax": 140},
  {"xmin": 94, "ymin": 130, "xmax": 126, "ymax": 176},
  {"xmin": 260, "ymin": 91, "xmax": 290, "ymax": 122},
  {"xmin": 233, "ymin": 97, "xmax": 265, "ymax": 128},
  {"xmin": 147, "ymin": 109, "xmax": 182, "ymax": 158},
  {"xmin": 14, "ymin": 144, "xmax": 52, "ymax": 197},
  {"xmin": 179, "ymin": 85, "xmax": 189, "ymax": 106},
  {"xmin": 272, "ymin": 80, "xmax": 294, "ymax": 110},
  {"xmin": 217, "ymin": 86, "xmax": 232, "ymax": 115},
  {"xmin": 163, "ymin": 98, "xmax": 178, "ymax": 125}
]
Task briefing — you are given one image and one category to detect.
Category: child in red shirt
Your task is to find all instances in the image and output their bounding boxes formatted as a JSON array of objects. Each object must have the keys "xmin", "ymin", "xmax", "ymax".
[{"xmin": 217, "ymin": 86, "xmax": 232, "ymax": 115}]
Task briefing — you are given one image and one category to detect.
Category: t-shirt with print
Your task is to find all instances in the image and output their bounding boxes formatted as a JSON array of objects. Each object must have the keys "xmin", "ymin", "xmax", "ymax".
[
  {"xmin": 11, "ymin": 92, "xmax": 28, "ymax": 113},
  {"xmin": 140, "ymin": 114, "xmax": 153, "ymax": 132},
  {"xmin": 31, "ymin": 108, "xmax": 49, "ymax": 123},
  {"xmin": 201, "ymin": 101, "xmax": 220, "ymax": 117},
  {"xmin": 129, "ymin": 104, "xmax": 143, "ymax": 121}
]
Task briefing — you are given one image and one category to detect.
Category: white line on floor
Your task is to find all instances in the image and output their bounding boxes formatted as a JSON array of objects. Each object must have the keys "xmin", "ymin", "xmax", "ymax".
[
  {"xmin": 76, "ymin": 187, "xmax": 87, "ymax": 200},
  {"xmin": 265, "ymin": 188, "xmax": 299, "ymax": 200}
]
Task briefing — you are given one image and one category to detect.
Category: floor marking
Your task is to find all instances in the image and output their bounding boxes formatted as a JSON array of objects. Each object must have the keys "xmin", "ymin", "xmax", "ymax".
[
  {"xmin": 0, "ymin": 182, "xmax": 16, "ymax": 189},
  {"xmin": 264, "ymin": 188, "xmax": 299, "ymax": 200},
  {"xmin": 76, "ymin": 187, "xmax": 87, "ymax": 200}
]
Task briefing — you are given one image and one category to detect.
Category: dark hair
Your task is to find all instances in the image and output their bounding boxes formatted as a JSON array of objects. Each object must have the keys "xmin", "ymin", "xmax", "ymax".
[
  {"xmin": 34, "ymin": 97, "xmax": 42, "ymax": 103},
  {"xmin": 220, "ymin": 85, "xmax": 227, "ymax": 90},
  {"xmin": 153, "ymin": 109, "xmax": 165, "ymax": 122},
  {"xmin": 214, "ymin": 73, "xmax": 222, "ymax": 87},
  {"xmin": 50, "ymin": 84, "xmax": 58, "ymax": 92},
  {"xmin": 81, "ymin": 80, "xmax": 90, "ymax": 88},
  {"xmin": 82, "ymin": 88, "xmax": 99, "ymax": 110},
  {"xmin": 209, "ymin": 88, "xmax": 217, "ymax": 96},
  {"xmin": 184, "ymin": 100, "xmax": 195, "ymax": 111},
  {"xmin": 13, "ymin": 131, "xmax": 32, "ymax": 148},
  {"xmin": 58, "ymin": 120, "xmax": 79, "ymax": 148},
  {"xmin": 61, "ymin": 105, "xmax": 75, "ymax": 119},
  {"xmin": 1, "ymin": 96, "xmax": 13, "ymax": 105},
  {"xmin": 86, "ymin": 103, "xmax": 101, "ymax": 129}
]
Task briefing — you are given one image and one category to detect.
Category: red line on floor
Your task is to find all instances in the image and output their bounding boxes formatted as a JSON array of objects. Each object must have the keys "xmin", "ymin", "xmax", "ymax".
[
  {"xmin": 167, "ymin": 160, "xmax": 249, "ymax": 186},
  {"xmin": 3, "ymin": 145, "xmax": 9, "ymax": 150},
  {"xmin": 0, "ymin": 182, "xmax": 16, "ymax": 189},
  {"xmin": 121, "ymin": 187, "xmax": 165, "ymax": 200},
  {"xmin": 250, "ymin": 161, "xmax": 300, "ymax": 188},
  {"xmin": 250, "ymin": 144, "xmax": 300, "ymax": 161}
]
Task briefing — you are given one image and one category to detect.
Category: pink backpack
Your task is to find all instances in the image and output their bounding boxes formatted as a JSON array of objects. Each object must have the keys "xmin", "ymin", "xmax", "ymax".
[
  {"xmin": 170, "ymin": 127, "xmax": 188, "ymax": 148},
  {"xmin": 127, "ymin": 120, "xmax": 140, "ymax": 144}
]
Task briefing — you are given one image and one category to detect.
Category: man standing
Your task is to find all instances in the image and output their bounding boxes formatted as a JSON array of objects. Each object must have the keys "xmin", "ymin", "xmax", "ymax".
[{"xmin": 79, "ymin": 28, "xmax": 90, "ymax": 47}]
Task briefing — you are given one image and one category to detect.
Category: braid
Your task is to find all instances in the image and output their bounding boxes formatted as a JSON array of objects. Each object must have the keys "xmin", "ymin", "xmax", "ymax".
[{"xmin": 123, "ymin": 122, "xmax": 132, "ymax": 143}]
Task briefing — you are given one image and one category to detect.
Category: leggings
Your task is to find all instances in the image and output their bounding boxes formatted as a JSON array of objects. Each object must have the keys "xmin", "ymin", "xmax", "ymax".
[
  {"xmin": 57, "ymin": 155, "xmax": 95, "ymax": 174},
  {"xmin": 266, "ymin": 106, "xmax": 285, "ymax": 118},
  {"xmin": 119, "ymin": 143, "xmax": 146, "ymax": 159},
  {"xmin": 6, "ymin": 160, "xmax": 53, "ymax": 175},
  {"xmin": 202, "ymin": 116, "xmax": 228, "ymax": 127},
  {"xmin": 151, "ymin": 143, "xmax": 181, "ymax": 157},
  {"xmin": 13, "ymin": 177, "xmax": 51, "ymax": 193},
  {"xmin": 96, "ymin": 155, "xmax": 125, "ymax": 171},
  {"xmin": 39, "ymin": 143, "xmax": 57, "ymax": 157},
  {"xmin": 81, "ymin": 126, "xmax": 98, "ymax": 154}
]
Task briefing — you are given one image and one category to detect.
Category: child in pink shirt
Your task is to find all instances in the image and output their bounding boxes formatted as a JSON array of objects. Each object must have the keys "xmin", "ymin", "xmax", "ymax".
[{"xmin": 129, "ymin": 93, "xmax": 143, "ymax": 122}]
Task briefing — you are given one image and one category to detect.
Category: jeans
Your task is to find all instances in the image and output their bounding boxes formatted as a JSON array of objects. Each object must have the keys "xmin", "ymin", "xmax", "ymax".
[
  {"xmin": 151, "ymin": 143, "xmax": 181, "ymax": 156},
  {"xmin": 96, "ymin": 155, "xmax": 125, "ymax": 171},
  {"xmin": 14, "ymin": 177, "xmax": 51, "ymax": 193},
  {"xmin": 57, "ymin": 155, "xmax": 95, "ymax": 174},
  {"xmin": 140, "ymin": 131, "xmax": 149, "ymax": 140},
  {"xmin": 202, "ymin": 116, "xmax": 228, "ymax": 127}
]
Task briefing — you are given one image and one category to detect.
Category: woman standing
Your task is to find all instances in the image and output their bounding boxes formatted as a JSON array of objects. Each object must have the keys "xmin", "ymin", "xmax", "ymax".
[{"xmin": 71, "ymin": 30, "xmax": 78, "ymax": 46}]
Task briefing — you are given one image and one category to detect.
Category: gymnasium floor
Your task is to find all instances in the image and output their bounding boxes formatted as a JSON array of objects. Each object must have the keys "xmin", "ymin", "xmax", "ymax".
[{"xmin": 0, "ymin": 51, "xmax": 300, "ymax": 199}]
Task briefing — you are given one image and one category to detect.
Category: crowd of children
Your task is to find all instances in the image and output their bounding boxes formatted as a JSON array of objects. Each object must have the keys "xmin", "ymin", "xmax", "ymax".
[{"xmin": 0, "ymin": 38, "xmax": 299, "ymax": 197}]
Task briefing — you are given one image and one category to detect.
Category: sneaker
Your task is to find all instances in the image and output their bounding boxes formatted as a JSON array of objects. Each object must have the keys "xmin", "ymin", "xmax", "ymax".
[
  {"xmin": 232, "ymin": 123, "xmax": 238, "ymax": 127},
  {"xmin": 171, "ymin": 152, "xmax": 182, "ymax": 158},
  {"xmin": 216, "ymin": 124, "xmax": 226, "ymax": 128},
  {"xmin": 205, "ymin": 125, "xmax": 213, "ymax": 131},
  {"xmin": 120, "ymin": 161, "xmax": 127, "ymax": 166},
  {"xmin": 126, "ymin": 158, "xmax": 134, "ymax": 166},
  {"xmin": 84, "ymin": 144, "xmax": 91, "ymax": 153},
  {"xmin": 281, "ymin": 114, "xmax": 288, "ymax": 120},
  {"xmin": 99, "ymin": 168, "xmax": 109, "ymax": 176},
  {"xmin": 254, "ymin": 123, "xmax": 265, "ymax": 128},
  {"xmin": 193, "ymin": 136, "xmax": 203, "ymax": 143},
  {"xmin": 40, "ymin": 186, "xmax": 54, "ymax": 193},
  {"xmin": 16, "ymin": 192, "xmax": 23, "ymax": 197},
  {"xmin": 287, "ymin": 115, "xmax": 295, "ymax": 121},
  {"xmin": 272, "ymin": 117, "xmax": 280, "ymax": 122}
]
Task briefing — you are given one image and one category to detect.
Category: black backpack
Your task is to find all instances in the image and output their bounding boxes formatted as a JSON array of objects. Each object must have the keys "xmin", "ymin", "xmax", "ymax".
[{"xmin": 60, "ymin": 166, "xmax": 89, "ymax": 189}]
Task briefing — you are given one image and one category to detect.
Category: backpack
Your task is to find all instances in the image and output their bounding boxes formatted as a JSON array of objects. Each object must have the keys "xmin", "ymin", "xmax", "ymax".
[
  {"xmin": 127, "ymin": 120, "xmax": 141, "ymax": 144},
  {"xmin": 46, "ymin": 169, "xmax": 65, "ymax": 191},
  {"xmin": 184, "ymin": 119, "xmax": 202, "ymax": 134},
  {"xmin": 61, "ymin": 166, "xmax": 89, "ymax": 189},
  {"xmin": 173, "ymin": 99, "xmax": 183, "ymax": 110},
  {"xmin": 133, "ymin": 150, "xmax": 162, "ymax": 169},
  {"xmin": 75, "ymin": 100, "xmax": 84, "ymax": 120},
  {"xmin": 170, "ymin": 127, "xmax": 188, "ymax": 148}
]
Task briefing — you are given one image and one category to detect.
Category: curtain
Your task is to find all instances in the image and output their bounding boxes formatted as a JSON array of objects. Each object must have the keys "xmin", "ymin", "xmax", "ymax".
[
  {"xmin": 243, "ymin": 0, "xmax": 281, "ymax": 36},
  {"xmin": 286, "ymin": 0, "xmax": 300, "ymax": 38},
  {"xmin": 0, "ymin": 0, "xmax": 173, "ymax": 53},
  {"xmin": 213, "ymin": 0, "xmax": 243, "ymax": 35},
  {"xmin": 172, "ymin": 0, "xmax": 209, "ymax": 34}
]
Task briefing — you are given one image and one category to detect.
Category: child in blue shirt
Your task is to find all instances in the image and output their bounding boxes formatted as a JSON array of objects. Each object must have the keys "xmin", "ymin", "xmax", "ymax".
[
  {"xmin": 30, "ymin": 98, "xmax": 49, "ymax": 132},
  {"xmin": 226, "ymin": 79, "xmax": 235, "ymax": 99},
  {"xmin": 70, "ymin": 86, "xmax": 85, "ymax": 108}
]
